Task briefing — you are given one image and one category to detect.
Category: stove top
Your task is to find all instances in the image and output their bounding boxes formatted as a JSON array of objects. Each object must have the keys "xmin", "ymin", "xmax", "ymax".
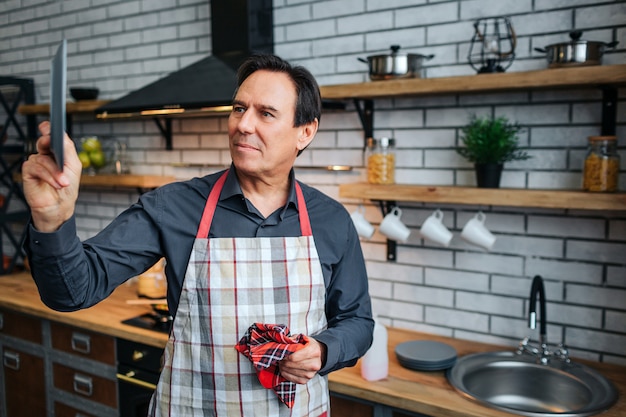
[{"xmin": 122, "ymin": 313, "xmax": 172, "ymax": 334}]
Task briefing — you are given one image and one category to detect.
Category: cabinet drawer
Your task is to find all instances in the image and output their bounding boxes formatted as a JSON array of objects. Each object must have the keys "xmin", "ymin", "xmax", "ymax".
[
  {"xmin": 50, "ymin": 321, "xmax": 115, "ymax": 365},
  {"xmin": 0, "ymin": 308, "xmax": 42, "ymax": 344},
  {"xmin": 2, "ymin": 347, "xmax": 46, "ymax": 416},
  {"xmin": 53, "ymin": 362, "xmax": 118, "ymax": 408},
  {"xmin": 54, "ymin": 401, "xmax": 98, "ymax": 417}
]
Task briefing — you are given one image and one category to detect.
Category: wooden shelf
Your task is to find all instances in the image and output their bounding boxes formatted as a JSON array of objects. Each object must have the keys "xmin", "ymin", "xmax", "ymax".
[
  {"xmin": 18, "ymin": 100, "xmax": 111, "ymax": 115},
  {"xmin": 339, "ymin": 183, "xmax": 626, "ymax": 211},
  {"xmin": 15, "ymin": 173, "xmax": 175, "ymax": 189},
  {"xmin": 320, "ymin": 64, "xmax": 626, "ymax": 100},
  {"xmin": 79, "ymin": 174, "xmax": 175, "ymax": 189}
]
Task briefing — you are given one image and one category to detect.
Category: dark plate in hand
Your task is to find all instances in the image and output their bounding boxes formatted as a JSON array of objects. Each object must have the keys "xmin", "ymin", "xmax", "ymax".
[{"xmin": 50, "ymin": 39, "xmax": 67, "ymax": 171}]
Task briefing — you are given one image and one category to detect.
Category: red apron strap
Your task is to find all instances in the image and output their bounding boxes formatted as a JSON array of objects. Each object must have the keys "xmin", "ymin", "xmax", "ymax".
[
  {"xmin": 295, "ymin": 182, "xmax": 312, "ymax": 237},
  {"xmin": 197, "ymin": 170, "xmax": 312, "ymax": 238},
  {"xmin": 196, "ymin": 170, "xmax": 229, "ymax": 238}
]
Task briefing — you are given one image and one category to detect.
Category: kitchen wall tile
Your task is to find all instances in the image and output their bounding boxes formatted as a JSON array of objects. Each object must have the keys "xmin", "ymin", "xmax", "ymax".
[
  {"xmin": 456, "ymin": 252, "xmax": 524, "ymax": 276},
  {"xmin": 313, "ymin": 0, "xmax": 366, "ymax": 20},
  {"xmin": 425, "ymin": 306, "xmax": 489, "ymax": 332},
  {"xmin": 567, "ymin": 240, "xmax": 626, "ymax": 264},
  {"xmin": 424, "ymin": 268, "xmax": 489, "ymax": 291},
  {"xmin": 526, "ymin": 258, "xmax": 603, "ymax": 285},
  {"xmin": 575, "ymin": 3, "xmax": 626, "ymax": 29},
  {"xmin": 427, "ymin": 21, "xmax": 476, "ymax": 45},
  {"xmin": 424, "ymin": 149, "xmax": 464, "ymax": 168},
  {"xmin": 275, "ymin": 4, "xmax": 311, "ymax": 25},
  {"xmin": 367, "ymin": 260, "xmax": 424, "ymax": 284},
  {"xmin": 365, "ymin": 28, "xmax": 427, "ymax": 52},
  {"xmin": 456, "ymin": 292, "xmax": 524, "ymax": 316},
  {"xmin": 528, "ymin": 215, "xmax": 605, "ymax": 239},
  {"xmin": 367, "ymin": 278, "xmax": 393, "ymax": 299},
  {"xmin": 534, "ymin": 0, "xmax": 606, "ymax": 10},
  {"xmin": 313, "ymin": 35, "xmax": 364, "ymax": 58},
  {"xmin": 609, "ymin": 220, "xmax": 626, "ymax": 240},
  {"xmin": 491, "ymin": 275, "xmax": 533, "ymax": 298},
  {"xmin": 549, "ymin": 303, "xmax": 603, "ymax": 328},
  {"xmin": 460, "ymin": 0, "xmax": 532, "ymax": 20},
  {"xmin": 566, "ymin": 284, "xmax": 626, "ymax": 310},
  {"xmin": 395, "ymin": 129, "xmax": 456, "ymax": 148},
  {"xmin": 565, "ymin": 327, "xmax": 626, "ymax": 356},
  {"xmin": 395, "ymin": 2, "xmax": 459, "ymax": 27},
  {"xmin": 394, "ymin": 282, "xmax": 454, "ymax": 307},
  {"xmin": 367, "ymin": 0, "xmax": 428, "ymax": 12},
  {"xmin": 606, "ymin": 311, "xmax": 626, "ymax": 333},
  {"xmin": 528, "ymin": 171, "xmax": 581, "ymax": 189},
  {"xmin": 607, "ymin": 266, "xmax": 626, "ymax": 288},
  {"xmin": 337, "ymin": 11, "xmax": 394, "ymax": 35}
]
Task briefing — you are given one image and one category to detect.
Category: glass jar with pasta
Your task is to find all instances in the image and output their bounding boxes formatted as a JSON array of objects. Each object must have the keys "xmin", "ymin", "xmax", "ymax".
[
  {"xmin": 366, "ymin": 137, "xmax": 396, "ymax": 184},
  {"xmin": 583, "ymin": 136, "xmax": 620, "ymax": 192}
]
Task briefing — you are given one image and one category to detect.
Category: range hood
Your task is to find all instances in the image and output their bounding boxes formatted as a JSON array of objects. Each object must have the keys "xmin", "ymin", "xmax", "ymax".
[{"xmin": 96, "ymin": 0, "xmax": 273, "ymax": 119}]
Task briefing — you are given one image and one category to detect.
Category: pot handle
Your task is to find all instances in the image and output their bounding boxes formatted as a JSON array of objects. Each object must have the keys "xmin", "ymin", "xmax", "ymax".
[
  {"xmin": 357, "ymin": 57, "xmax": 368, "ymax": 64},
  {"xmin": 534, "ymin": 47, "xmax": 547, "ymax": 53},
  {"xmin": 606, "ymin": 41, "xmax": 619, "ymax": 49},
  {"xmin": 423, "ymin": 54, "xmax": 435, "ymax": 61}
]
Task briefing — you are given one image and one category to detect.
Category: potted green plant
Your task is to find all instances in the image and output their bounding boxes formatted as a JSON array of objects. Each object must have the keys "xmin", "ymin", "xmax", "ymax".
[{"xmin": 456, "ymin": 115, "xmax": 531, "ymax": 188}]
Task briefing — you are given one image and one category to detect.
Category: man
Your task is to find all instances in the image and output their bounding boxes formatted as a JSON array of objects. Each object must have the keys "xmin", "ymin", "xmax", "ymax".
[{"xmin": 22, "ymin": 53, "xmax": 374, "ymax": 416}]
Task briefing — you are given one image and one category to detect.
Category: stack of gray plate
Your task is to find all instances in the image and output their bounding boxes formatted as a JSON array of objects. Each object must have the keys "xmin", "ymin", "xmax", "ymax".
[{"xmin": 395, "ymin": 340, "xmax": 457, "ymax": 371}]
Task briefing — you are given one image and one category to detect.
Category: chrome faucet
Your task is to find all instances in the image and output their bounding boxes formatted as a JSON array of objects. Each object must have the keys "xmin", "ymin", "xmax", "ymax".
[{"xmin": 517, "ymin": 275, "xmax": 570, "ymax": 364}]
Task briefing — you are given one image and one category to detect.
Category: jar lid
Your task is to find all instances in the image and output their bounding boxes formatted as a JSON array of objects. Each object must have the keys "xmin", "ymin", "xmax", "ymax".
[
  {"xmin": 588, "ymin": 136, "xmax": 617, "ymax": 141},
  {"xmin": 367, "ymin": 137, "xmax": 396, "ymax": 148}
]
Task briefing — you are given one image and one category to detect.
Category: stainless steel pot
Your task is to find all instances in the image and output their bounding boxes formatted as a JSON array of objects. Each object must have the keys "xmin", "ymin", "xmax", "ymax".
[
  {"xmin": 359, "ymin": 45, "xmax": 434, "ymax": 80},
  {"xmin": 535, "ymin": 31, "xmax": 618, "ymax": 68}
]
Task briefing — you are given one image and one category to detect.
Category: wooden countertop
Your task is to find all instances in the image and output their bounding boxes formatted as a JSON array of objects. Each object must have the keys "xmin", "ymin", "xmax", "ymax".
[{"xmin": 1, "ymin": 272, "xmax": 624, "ymax": 417}]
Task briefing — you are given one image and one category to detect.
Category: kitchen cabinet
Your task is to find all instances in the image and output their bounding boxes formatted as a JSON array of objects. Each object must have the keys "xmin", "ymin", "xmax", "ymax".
[
  {"xmin": 0, "ymin": 309, "xmax": 46, "ymax": 417},
  {"xmin": 0, "ymin": 308, "xmax": 119, "ymax": 417}
]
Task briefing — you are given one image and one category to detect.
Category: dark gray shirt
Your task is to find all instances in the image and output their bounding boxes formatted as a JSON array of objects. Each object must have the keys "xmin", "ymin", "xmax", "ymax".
[{"xmin": 27, "ymin": 167, "xmax": 373, "ymax": 374}]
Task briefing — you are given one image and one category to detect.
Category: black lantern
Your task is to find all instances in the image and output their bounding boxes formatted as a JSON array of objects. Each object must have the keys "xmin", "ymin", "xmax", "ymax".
[{"xmin": 468, "ymin": 17, "xmax": 517, "ymax": 73}]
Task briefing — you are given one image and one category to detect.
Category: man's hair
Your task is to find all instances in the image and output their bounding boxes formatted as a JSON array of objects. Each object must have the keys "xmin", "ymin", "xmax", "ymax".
[{"xmin": 235, "ymin": 53, "xmax": 322, "ymax": 128}]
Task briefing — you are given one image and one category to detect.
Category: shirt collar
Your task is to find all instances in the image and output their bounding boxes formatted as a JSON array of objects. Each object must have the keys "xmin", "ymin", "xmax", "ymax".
[{"xmin": 220, "ymin": 164, "xmax": 299, "ymax": 219}]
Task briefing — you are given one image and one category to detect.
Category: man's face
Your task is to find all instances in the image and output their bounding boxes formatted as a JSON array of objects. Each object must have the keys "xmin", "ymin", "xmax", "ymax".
[{"xmin": 228, "ymin": 70, "xmax": 315, "ymax": 179}]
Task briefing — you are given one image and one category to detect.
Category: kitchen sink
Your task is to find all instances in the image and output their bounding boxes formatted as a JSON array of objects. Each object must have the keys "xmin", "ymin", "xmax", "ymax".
[{"xmin": 447, "ymin": 351, "xmax": 618, "ymax": 417}]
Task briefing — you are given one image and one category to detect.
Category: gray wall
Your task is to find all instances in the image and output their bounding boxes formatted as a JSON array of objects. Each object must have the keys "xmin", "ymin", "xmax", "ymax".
[{"xmin": 1, "ymin": 0, "xmax": 625, "ymax": 364}]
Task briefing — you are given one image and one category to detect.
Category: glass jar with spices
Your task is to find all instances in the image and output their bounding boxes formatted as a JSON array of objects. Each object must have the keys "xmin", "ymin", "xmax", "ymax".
[
  {"xmin": 366, "ymin": 137, "xmax": 396, "ymax": 184},
  {"xmin": 583, "ymin": 136, "xmax": 620, "ymax": 192}
]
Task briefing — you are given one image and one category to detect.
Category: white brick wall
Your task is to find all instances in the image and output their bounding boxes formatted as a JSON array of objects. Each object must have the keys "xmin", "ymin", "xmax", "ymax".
[{"xmin": 1, "ymin": 0, "xmax": 625, "ymax": 364}]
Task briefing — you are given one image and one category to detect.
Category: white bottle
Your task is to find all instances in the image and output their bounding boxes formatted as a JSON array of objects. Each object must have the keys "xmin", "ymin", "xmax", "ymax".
[{"xmin": 360, "ymin": 319, "xmax": 388, "ymax": 381}]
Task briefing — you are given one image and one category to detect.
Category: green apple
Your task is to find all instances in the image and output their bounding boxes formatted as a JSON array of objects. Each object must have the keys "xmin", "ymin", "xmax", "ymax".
[
  {"xmin": 82, "ymin": 137, "xmax": 102, "ymax": 153},
  {"xmin": 89, "ymin": 150, "xmax": 106, "ymax": 168},
  {"xmin": 78, "ymin": 151, "xmax": 91, "ymax": 169}
]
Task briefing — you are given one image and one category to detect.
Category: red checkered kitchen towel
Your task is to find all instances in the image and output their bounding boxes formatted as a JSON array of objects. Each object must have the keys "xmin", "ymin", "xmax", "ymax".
[{"xmin": 235, "ymin": 323, "xmax": 309, "ymax": 408}]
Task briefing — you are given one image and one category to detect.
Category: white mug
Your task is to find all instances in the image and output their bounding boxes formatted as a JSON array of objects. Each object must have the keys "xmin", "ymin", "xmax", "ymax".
[
  {"xmin": 379, "ymin": 207, "xmax": 411, "ymax": 242},
  {"xmin": 461, "ymin": 211, "xmax": 496, "ymax": 250},
  {"xmin": 419, "ymin": 209, "xmax": 453, "ymax": 247},
  {"xmin": 350, "ymin": 206, "xmax": 375, "ymax": 239}
]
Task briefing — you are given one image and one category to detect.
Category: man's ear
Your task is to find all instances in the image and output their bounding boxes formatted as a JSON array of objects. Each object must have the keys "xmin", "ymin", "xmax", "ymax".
[{"xmin": 297, "ymin": 118, "xmax": 319, "ymax": 152}]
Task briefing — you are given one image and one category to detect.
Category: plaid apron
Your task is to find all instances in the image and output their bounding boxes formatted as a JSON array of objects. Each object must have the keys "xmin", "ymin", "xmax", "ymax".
[{"xmin": 149, "ymin": 171, "xmax": 329, "ymax": 416}]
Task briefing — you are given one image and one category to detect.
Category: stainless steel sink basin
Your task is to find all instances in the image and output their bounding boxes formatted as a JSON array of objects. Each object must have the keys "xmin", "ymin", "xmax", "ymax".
[{"xmin": 447, "ymin": 351, "xmax": 618, "ymax": 417}]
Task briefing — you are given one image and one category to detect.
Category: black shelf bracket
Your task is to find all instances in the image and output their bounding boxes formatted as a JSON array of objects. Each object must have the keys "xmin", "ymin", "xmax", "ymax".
[
  {"xmin": 354, "ymin": 98, "xmax": 374, "ymax": 146},
  {"xmin": 378, "ymin": 200, "xmax": 399, "ymax": 262},
  {"xmin": 153, "ymin": 118, "xmax": 173, "ymax": 150},
  {"xmin": 600, "ymin": 86, "xmax": 617, "ymax": 136}
]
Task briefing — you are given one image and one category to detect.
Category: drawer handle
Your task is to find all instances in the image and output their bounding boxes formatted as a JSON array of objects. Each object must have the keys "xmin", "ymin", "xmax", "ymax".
[
  {"xmin": 73, "ymin": 373, "xmax": 93, "ymax": 396},
  {"xmin": 71, "ymin": 332, "xmax": 91, "ymax": 354},
  {"xmin": 3, "ymin": 351, "xmax": 20, "ymax": 370},
  {"xmin": 0, "ymin": 312, "xmax": 3, "ymax": 330},
  {"xmin": 116, "ymin": 372, "xmax": 157, "ymax": 390}
]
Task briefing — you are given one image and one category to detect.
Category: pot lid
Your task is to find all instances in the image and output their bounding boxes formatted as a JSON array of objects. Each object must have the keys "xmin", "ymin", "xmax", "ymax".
[
  {"xmin": 545, "ymin": 30, "xmax": 612, "ymax": 47},
  {"xmin": 367, "ymin": 45, "xmax": 432, "ymax": 60}
]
